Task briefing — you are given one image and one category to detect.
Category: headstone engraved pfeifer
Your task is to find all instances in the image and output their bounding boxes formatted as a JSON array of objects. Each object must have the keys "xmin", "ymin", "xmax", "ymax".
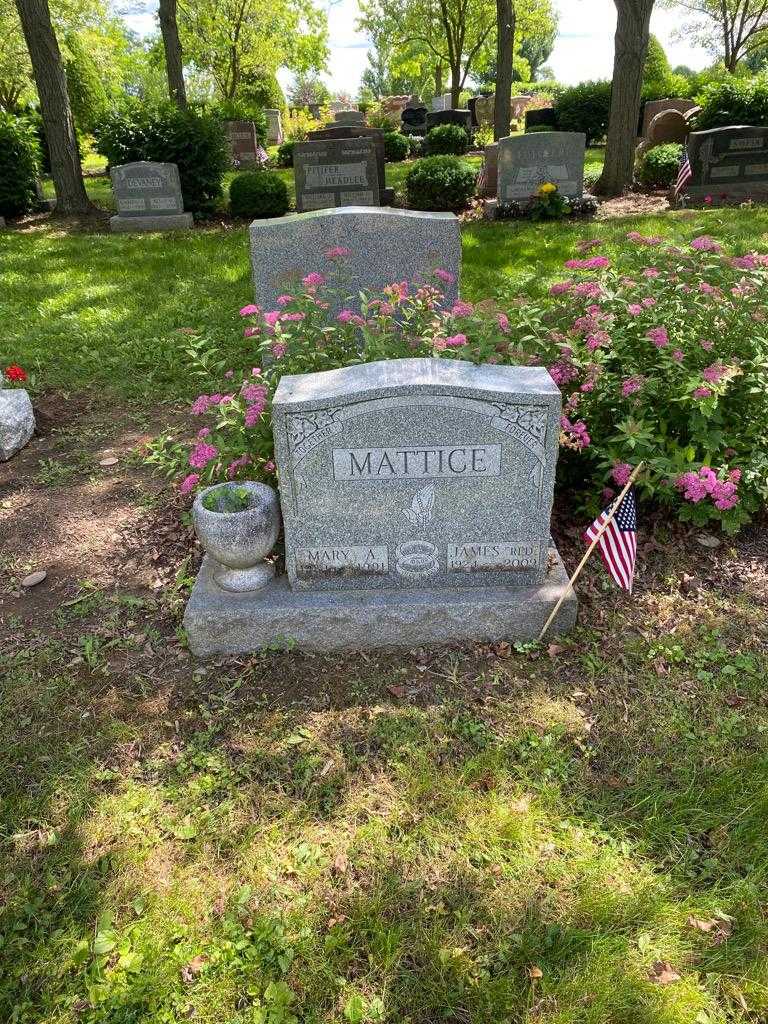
[
  {"xmin": 294, "ymin": 137, "xmax": 380, "ymax": 211},
  {"xmin": 183, "ymin": 358, "xmax": 577, "ymax": 653},
  {"xmin": 109, "ymin": 161, "xmax": 192, "ymax": 232}
]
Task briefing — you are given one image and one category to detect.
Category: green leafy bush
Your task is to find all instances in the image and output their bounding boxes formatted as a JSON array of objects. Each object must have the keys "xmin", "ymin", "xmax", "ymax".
[
  {"xmin": 229, "ymin": 170, "xmax": 289, "ymax": 218},
  {"xmin": 405, "ymin": 155, "xmax": 476, "ymax": 210},
  {"xmin": 64, "ymin": 32, "xmax": 109, "ymax": 133},
  {"xmin": 0, "ymin": 113, "xmax": 39, "ymax": 218},
  {"xmin": 276, "ymin": 140, "xmax": 295, "ymax": 167},
  {"xmin": 384, "ymin": 131, "xmax": 409, "ymax": 162},
  {"xmin": 554, "ymin": 80, "xmax": 612, "ymax": 144},
  {"xmin": 238, "ymin": 69, "xmax": 285, "ymax": 112},
  {"xmin": 208, "ymin": 100, "xmax": 267, "ymax": 144},
  {"xmin": 425, "ymin": 122, "xmax": 470, "ymax": 155},
  {"xmin": 637, "ymin": 143, "xmax": 683, "ymax": 188},
  {"xmin": 94, "ymin": 103, "xmax": 228, "ymax": 214},
  {"xmin": 694, "ymin": 75, "xmax": 768, "ymax": 131}
]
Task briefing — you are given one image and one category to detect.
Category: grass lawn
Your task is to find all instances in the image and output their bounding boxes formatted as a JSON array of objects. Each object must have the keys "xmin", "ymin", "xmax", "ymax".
[{"xmin": 1, "ymin": 194, "xmax": 767, "ymax": 1024}]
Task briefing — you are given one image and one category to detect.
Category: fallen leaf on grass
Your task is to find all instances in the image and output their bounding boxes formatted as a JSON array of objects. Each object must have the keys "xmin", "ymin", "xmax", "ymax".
[
  {"xmin": 528, "ymin": 965, "xmax": 543, "ymax": 980},
  {"xmin": 547, "ymin": 643, "xmax": 565, "ymax": 658},
  {"xmin": 22, "ymin": 570, "xmax": 47, "ymax": 588},
  {"xmin": 181, "ymin": 954, "xmax": 207, "ymax": 983},
  {"xmin": 99, "ymin": 456, "xmax": 119, "ymax": 467},
  {"xmin": 687, "ymin": 915, "xmax": 733, "ymax": 943},
  {"xmin": 386, "ymin": 684, "xmax": 406, "ymax": 699},
  {"xmin": 327, "ymin": 914, "xmax": 348, "ymax": 929},
  {"xmin": 648, "ymin": 961, "xmax": 681, "ymax": 984},
  {"xmin": 332, "ymin": 851, "xmax": 349, "ymax": 876}
]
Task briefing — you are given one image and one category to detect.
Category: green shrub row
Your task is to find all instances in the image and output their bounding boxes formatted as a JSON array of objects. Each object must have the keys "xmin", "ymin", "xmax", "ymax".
[{"xmin": 0, "ymin": 113, "xmax": 40, "ymax": 219}]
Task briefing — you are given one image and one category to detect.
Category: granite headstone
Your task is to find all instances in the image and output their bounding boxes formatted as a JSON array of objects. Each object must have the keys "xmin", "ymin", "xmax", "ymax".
[
  {"xmin": 401, "ymin": 105, "xmax": 428, "ymax": 135},
  {"xmin": 641, "ymin": 98, "xmax": 697, "ymax": 139},
  {"xmin": 524, "ymin": 107, "xmax": 557, "ymax": 131},
  {"xmin": 224, "ymin": 120, "xmax": 261, "ymax": 166},
  {"xmin": 683, "ymin": 125, "xmax": 768, "ymax": 203},
  {"xmin": 294, "ymin": 137, "xmax": 380, "ymax": 212},
  {"xmin": 648, "ymin": 109, "xmax": 689, "ymax": 146},
  {"xmin": 426, "ymin": 109, "xmax": 472, "ymax": 135},
  {"xmin": 264, "ymin": 109, "xmax": 283, "ymax": 144},
  {"xmin": 306, "ymin": 125, "xmax": 392, "ymax": 205},
  {"xmin": 480, "ymin": 142, "xmax": 499, "ymax": 198},
  {"xmin": 334, "ymin": 109, "xmax": 365, "ymax": 125},
  {"xmin": 475, "ymin": 94, "xmax": 495, "ymax": 125},
  {"xmin": 249, "ymin": 206, "xmax": 460, "ymax": 315},
  {"xmin": 109, "ymin": 161, "xmax": 192, "ymax": 232},
  {"xmin": 497, "ymin": 132, "xmax": 585, "ymax": 201}
]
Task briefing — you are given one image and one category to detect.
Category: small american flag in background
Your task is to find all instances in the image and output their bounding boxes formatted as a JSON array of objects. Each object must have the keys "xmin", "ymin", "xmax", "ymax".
[
  {"xmin": 583, "ymin": 488, "xmax": 638, "ymax": 592},
  {"xmin": 476, "ymin": 162, "xmax": 488, "ymax": 195},
  {"xmin": 674, "ymin": 147, "xmax": 693, "ymax": 198}
]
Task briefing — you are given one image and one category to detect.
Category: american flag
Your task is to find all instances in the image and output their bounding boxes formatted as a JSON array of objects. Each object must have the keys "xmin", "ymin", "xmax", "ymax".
[
  {"xmin": 583, "ymin": 488, "xmax": 638, "ymax": 592},
  {"xmin": 476, "ymin": 161, "xmax": 488, "ymax": 195},
  {"xmin": 674, "ymin": 147, "xmax": 693, "ymax": 199}
]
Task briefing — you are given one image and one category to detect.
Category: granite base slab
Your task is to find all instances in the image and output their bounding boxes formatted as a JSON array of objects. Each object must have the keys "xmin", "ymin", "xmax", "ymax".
[
  {"xmin": 183, "ymin": 544, "xmax": 577, "ymax": 656},
  {"xmin": 110, "ymin": 213, "xmax": 193, "ymax": 233}
]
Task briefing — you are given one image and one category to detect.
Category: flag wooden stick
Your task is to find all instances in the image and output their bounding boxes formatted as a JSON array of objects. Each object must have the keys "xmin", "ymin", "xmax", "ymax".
[{"xmin": 538, "ymin": 461, "xmax": 644, "ymax": 643}]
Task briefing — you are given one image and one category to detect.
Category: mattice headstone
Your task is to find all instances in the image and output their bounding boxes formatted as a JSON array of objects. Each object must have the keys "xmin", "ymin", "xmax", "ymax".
[
  {"xmin": 249, "ymin": 206, "xmax": 460, "ymax": 315},
  {"xmin": 224, "ymin": 120, "xmax": 261, "ymax": 166},
  {"xmin": 109, "ymin": 161, "xmax": 192, "ymax": 232},
  {"xmin": 683, "ymin": 125, "xmax": 768, "ymax": 204},
  {"xmin": 264, "ymin": 109, "xmax": 283, "ymax": 144},
  {"xmin": 497, "ymin": 132, "xmax": 585, "ymax": 201},
  {"xmin": 524, "ymin": 107, "xmax": 556, "ymax": 131},
  {"xmin": 183, "ymin": 358, "xmax": 576, "ymax": 653},
  {"xmin": 294, "ymin": 137, "xmax": 379, "ymax": 212}
]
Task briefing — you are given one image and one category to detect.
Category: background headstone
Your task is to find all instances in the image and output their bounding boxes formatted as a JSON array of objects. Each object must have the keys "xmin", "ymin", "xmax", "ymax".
[
  {"xmin": 641, "ymin": 97, "xmax": 697, "ymax": 139},
  {"xmin": 480, "ymin": 142, "xmax": 499, "ymax": 198},
  {"xmin": 249, "ymin": 207, "xmax": 460, "ymax": 315},
  {"xmin": 224, "ymin": 120, "xmax": 261, "ymax": 166},
  {"xmin": 401, "ymin": 106, "xmax": 428, "ymax": 135},
  {"xmin": 683, "ymin": 125, "xmax": 768, "ymax": 203},
  {"xmin": 308, "ymin": 102, "xmax": 321, "ymax": 118},
  {"xmin": 431, "ymin": 95, "xmax": 446, "ymax": 111},
  {"xmin": 648, "ymin": 109, "xmax": 690, "ymax": 146},
  {"xmin": 306, "ymin": 126, "xmax": 392, "ymax": 205},
  {"xmin": 475, "ymin": 94, "xmax": 495, "ymax": 125},
  {"xmin": 497, "ymin": 132, "xmax": 585, "ymax": 201},
  {"xmin": 334, "ymin": 110, "xmax": 365, "ymax": 125},
  {"xmin": 426, "ymin": 109, "xmax": 472, "ymax": 135},
  {"xmin": 272, "ymin": 358, "xmax": 561, "ymax": 594},
  {"xmin": 294, "ymin": 137, "xmax": 380, "ymax": 212},
  {"xmin": 109, "ymin": 161, "xmax": 193, "ymax": 232},
  {"xmin": 524, "ymin": 107, "xmax": 557, "ymax": 131},
  {"xmin": 264, "ymin": 109, "xmax": 283, "ymax": 144}
]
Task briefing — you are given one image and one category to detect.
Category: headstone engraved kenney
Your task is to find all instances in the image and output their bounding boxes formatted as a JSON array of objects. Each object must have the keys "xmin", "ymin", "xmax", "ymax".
[
  {"xmin": 683, "ymin": 125, "xmax": 768, "ymax": 203},
  {"xmin": 294, "ymin": 137, "xmax": 380, "ymax": 211},
  {"xmin": 109, "ymin": 161, "xmax": 192, "ymax": 232},
  {"xmin": 272, "ymin": 359, "xmax": 560, "ymax": 592},
  {"xmin": 250, "ymin": 206, "xmax": 460, "ymax": 315},
  {"xmin": 497, "ymin": 132, "xmax": 585, "ymax": 201},
  {"xmin": 183, "ymin": 358, "xmax": 577, "ymax": 652}
]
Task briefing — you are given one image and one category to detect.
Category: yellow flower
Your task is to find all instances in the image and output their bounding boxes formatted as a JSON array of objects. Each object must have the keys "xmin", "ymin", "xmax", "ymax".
[{"xmin": 538, "ymin": 182, "xmax": 557, "ymax": 195}]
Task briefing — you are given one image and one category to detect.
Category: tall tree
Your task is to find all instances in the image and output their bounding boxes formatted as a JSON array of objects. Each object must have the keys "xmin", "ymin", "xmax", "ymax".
[
  {"xmin": 14, "ymin": 0, "xmax": 92, "ymax": 213},
  {"xmin": 598, "ymin": 0, "xmax": 655, "ymax": 196},
  {"xmin": 662, "ymin": 0, "xmax": 768, "ymax": 71},
  {"xmin": 158, "ymin": 0, "xmax": 187, "ymax": 106},
  {"xmin": 494, "ymin": 0, "xmax": 514, "ymax": 140}
]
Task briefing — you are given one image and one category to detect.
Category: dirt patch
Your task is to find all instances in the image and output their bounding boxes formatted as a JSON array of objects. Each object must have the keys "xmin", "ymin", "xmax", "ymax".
[{"xmin": 595, "ymin": 190, "xmax": 670, "ymax": 219}]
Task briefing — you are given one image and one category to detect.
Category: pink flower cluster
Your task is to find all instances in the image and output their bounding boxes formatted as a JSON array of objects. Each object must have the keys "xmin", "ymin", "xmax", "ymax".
[
  {"xmin": 675, "ymin": 467, "xmax": 740, "ymax": 510},
  {"xmin": 548, "ymin": 358, "xmax": 579, "ymax": 387},
  {"xmin": 549, "ymin": 280, "xmax": 573, "ymax": 296},
  {"xmin": 627, "ymin": 231, "xmax": 663, "ymax": 246},
  {"xmin": 646, "ymin": 326, "xmax": 669, "ymax": 348},
  {"xmin": 451, "ymin": 300, "xmax": 474, "ymax": 317},
  {"xmin": 337, "ymin": 309, "xmax": 366, "ymax": 326},
  {"xmin": 560, "ymin": 415, "xmax": 591, "ymax": 449},
  {"xmin": 189, "ymin": 441, "xmax": 219, "ymax": 469},
  {"xmin": 690, "ymin": 235, "xmax": 721, "ymax": 253},
  {"xmin": 192, "ymin": 393, "xmax": 231, "ymax": 415},
  {"xmin": 573, "ymin": 280, "xmax": 603, "ymax": 299},
  {"xmin": 434, "ymin": 268, "xmax": 455, "ymax": 284},
  {"xmin": 621, "ymin": 376, "xmax": 644, "ymax": 397},
  {"xmin": 612, "ymin": 462, "xmax": 632, "ymax": 486},
  {"xmin": 564, "ymin": 256, "xmax": 610, "ymax": 271}
]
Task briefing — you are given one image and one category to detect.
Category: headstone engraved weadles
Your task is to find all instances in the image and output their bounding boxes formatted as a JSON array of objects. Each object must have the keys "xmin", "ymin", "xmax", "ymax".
[
  {"xmin": 183, "ymin": 358, "xmax": 576, "ymax": 653},
  {"xmin": 109, "ymin": 161, "xmax": 192, "ymax": 232},
  {"xmin": 682, "ymin": 126, "xmax": 768, "ymax": 204},
  {"xmin": 294, "ymin": 137, "xmax": 380, "ymax": 211},
  {"xmin": 497, "ymin": 131, "xmax": 585, "ymax": 201}
]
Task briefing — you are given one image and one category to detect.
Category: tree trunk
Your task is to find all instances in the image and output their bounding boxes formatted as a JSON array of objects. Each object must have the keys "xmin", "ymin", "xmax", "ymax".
[
  {"xmin": 494, "ymin": 0, "xmax": 514, "ymax": 141},
  {"xmin": 14, "ymin": 0, "xmax": 92, "ymax": 215},
  {"xmin": 597, "ymin": 0, "xmax": 655, "ymax": 196},
  {"xmin": 435, "ymin": 62, "xmax": 443, "ymax": 97},
  {"xmin": 159, "ymin": 0, "xmax": 187, "ymax": 108},
  {"xmin": 451, "ymin": 68, "xmax": 461, "ymax": 107}
]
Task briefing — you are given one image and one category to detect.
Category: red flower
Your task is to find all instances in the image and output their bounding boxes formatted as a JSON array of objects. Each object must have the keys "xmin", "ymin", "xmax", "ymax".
[{"xmin": 4, "ymin": 364, "xmax": 27, "ymax": 382}]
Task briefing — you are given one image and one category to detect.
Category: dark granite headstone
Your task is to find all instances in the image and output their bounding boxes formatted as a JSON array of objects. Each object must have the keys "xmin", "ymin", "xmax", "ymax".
[
  {"xmin": 294, "ymin": 137, "xmax": 380, "ymax": 212},
  {"xmin": 426, "ymin": 109, "xmax": 472, "ymax": 135},
  {"xmin": 224, "ymin": 120, "xmax": 260, "ymax": 166},
  {"xmin": 525, "ymin": 107, "xmax": 557, "ymax": 131},
  {"xmin": 401, "ymin": 106, "xmax": 428, "ymax": 135},
  {"xmin": 468, "ymin": 97, "xmax": 480, "ymax": 128},
  {"xmin": 307, "ymin": 125, "xmax": 393, "ymax": 204},
  {"xmin": 684, "ymin": 125, "xmax": 768, "ymax": 203}
]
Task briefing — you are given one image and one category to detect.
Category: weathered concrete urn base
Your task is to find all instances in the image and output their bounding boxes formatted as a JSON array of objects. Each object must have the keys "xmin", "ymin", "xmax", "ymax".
[
  {"xmin": 183, "ymin": 544, "xmax": 576, "ymax": 655},
  {"xmin": 192, "ymin": 482, "xmax": 280, "ymax": 593},
  {"xmin": 0, "ymin": 389, "xmax": 35, "ymax": 460}
]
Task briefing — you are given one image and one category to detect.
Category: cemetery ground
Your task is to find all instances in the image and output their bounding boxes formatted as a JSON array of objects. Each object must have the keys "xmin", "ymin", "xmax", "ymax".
[{"xmin": 1, "ymin": 206, "xmax": 768, "ymax": 1023}]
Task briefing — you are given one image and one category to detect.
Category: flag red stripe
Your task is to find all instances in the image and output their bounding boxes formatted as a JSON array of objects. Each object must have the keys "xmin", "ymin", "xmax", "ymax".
[{"xmin": 603, "ymin": 525, "xmax": 633, "ymax": 586}]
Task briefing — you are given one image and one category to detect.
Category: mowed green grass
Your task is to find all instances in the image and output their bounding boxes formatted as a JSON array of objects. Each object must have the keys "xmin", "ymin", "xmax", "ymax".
[{"xmin": 5, "ymin": 201, "xmax": 768, "ymax": 402}]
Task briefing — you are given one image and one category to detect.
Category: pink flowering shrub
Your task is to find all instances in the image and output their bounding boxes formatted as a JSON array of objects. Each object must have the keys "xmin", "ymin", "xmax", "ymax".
[
  {"xmin": 156, "ymin": 237, "xmax": 767, "ymax": 531},
  {"xmin": 493, "ymin": 233, "xmax": 768, "ymax": 531}
]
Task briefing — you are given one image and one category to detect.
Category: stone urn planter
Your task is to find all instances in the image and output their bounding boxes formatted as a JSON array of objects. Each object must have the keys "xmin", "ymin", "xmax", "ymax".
[{"xmin": 192, "ymin": 481, "xmax": 280, "ymax": 592}]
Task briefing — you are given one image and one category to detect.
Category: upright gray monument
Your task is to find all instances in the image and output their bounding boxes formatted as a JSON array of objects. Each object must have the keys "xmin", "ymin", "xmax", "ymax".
[
  {"xmin": 109, "ymin": 161, "xmax": 192, "ymax": 232},
  {"xmin": 249, "ymin": 206, "xmax": 460, "ymax": 314},
  {"xmin": 293, "ymin": 137, "xmax": 380, "ymax": 211},
  {"xmin": 334, "ymin": 110, "xmax": 365, "ymax": 125},
  {"xmin": 264, "ymin": 109, "xmax": 283, "ymax": 144},
  {"xmin": 184, "ymin": 358, "xmax": 576, "ymax": 653},
  {"xmin": 497, "ymin": 132, "xmax": 585, "ymax": 202}
]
